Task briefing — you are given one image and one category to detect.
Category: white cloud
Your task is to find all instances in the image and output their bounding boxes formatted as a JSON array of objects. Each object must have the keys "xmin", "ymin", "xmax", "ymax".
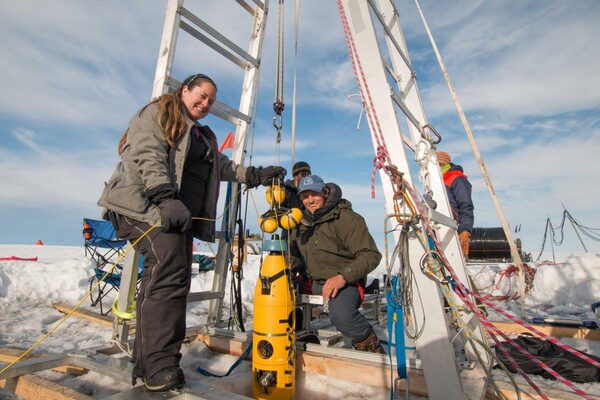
[
  {"xmin": 1, "ymin": 0, "xmax": 599, "ymax": 255},
  {"xmin": 421, "ymin": 1, "xmax": 600, "ymax": 118},
  {"xmin": 0, "ymin": 2, "xmax": 159, "ymax": 129},
  {"xmin": 0, "ymin": 127, "xmax": 116, "ymax": 208}
]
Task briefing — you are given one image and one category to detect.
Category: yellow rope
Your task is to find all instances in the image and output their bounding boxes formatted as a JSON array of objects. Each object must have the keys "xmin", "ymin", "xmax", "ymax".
[
  {"xmin": 111, "ymin": 296, "xmax": 136, "ymax": 320},
  {"xmin": 0, "ymin": 222, "xmax": 159, "ymax": 375},
  {"xmin": 0, "ymin": 185, "xmax": 255, "ymax": 376}
]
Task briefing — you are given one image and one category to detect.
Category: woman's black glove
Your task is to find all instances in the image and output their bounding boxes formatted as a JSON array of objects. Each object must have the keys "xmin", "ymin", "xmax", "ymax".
[
  {"xmin": 159, "ymin": 199, "xmax": 193, "ymax": 232},
  {"xmin": 245, "ymin": 166, "xmax": 287, "ymax": 188},
  {"xmin": 146, "ymin": 184, "xmax": 192, "ymax": 233}
]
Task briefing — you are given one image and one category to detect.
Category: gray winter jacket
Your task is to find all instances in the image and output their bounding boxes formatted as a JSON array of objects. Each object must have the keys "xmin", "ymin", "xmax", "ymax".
[{"xmin": 98, "ymin": 102, "xmax": 247, "ymax": 242}]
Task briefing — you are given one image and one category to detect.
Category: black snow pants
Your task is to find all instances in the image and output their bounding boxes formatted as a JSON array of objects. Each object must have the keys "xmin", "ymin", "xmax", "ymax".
[{"xmin": 114, "ymin": 214, "xmax": 193, "ymax": 380}]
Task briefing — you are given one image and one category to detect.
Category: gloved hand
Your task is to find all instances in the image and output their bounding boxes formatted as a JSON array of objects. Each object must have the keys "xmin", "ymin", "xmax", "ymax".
[
  {"xmin": 458, "ymin": 231, "xmax": 471, "ymax": 257},
  {"xmin": 159, "ymin": 199, "xmax": 193, "ymax": 233},
  {"xmin": 245, "ymin": 166, "xmax": 287, "ymax": 188}
]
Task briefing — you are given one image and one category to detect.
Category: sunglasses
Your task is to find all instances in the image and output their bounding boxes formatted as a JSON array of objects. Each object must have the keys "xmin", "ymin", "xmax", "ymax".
[{"xmin": 294, "ymin": 171, "xmax": 310, "ymax": 177}]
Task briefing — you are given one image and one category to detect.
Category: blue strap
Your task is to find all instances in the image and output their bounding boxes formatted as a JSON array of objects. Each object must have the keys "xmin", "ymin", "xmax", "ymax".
[
  {"xmin": 379, "ymin": 340, "xmax": 415, "ymax": 351},
  {"xmin": 386, "ymin": 276, "xmax": 407, "ymax": 382},
  {"xmin": 196, "ymin": 340, "xmax": 253, "ymax": 378}
]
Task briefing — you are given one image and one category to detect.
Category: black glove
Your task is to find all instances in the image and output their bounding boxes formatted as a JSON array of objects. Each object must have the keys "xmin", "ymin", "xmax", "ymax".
[
  {"xmin": 158, "ymin": 199, "xmax": 193, "ymax": 233},
  {"xmin": 146, "ymin": 183, "xmax": 176, "ymax": 204},
  {"xmin": 245, "ymin": 166, "xmax": 287, "ymax": 188}
]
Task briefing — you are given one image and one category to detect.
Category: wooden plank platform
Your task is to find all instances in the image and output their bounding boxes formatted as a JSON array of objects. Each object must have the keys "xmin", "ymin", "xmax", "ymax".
[
  {"xmin": 493, "ymin": 321, "xmax": 600, "ymax": 341},
  {"xmin": 47, "ymin": 303, "xmax": 600, "ymax": 399},
  {"xmin": 52, "ymin": 303, "xmax": 113, "ymax": 328},
  {"xmin": 0, "ymin": 371, "xmax": 92, "ymax": 400}
]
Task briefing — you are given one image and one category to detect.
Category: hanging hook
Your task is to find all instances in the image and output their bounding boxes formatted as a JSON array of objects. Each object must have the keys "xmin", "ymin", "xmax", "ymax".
[{"xmin": 273, "ymin": 101, "xmax": 284, "ymax": 131}]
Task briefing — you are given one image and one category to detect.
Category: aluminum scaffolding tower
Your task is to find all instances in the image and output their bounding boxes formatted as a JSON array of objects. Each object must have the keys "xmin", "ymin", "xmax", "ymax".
[
  {"xmin": 338, "ymin": 0, "xmax": 489, "ymax": 398},
  {"xmin": 115, "ymin": 1, "xmax": 490, "ymax": 398}
]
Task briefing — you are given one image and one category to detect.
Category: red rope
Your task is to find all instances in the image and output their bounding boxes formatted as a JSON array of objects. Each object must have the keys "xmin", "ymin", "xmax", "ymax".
[
  {"xmin": 371, "ymin": 146, "xmax": 387, "ymax": 198},
  {"xmin": 337, "ymin": 1, "xmax": 391, "ymax": 198},
  {"xmin": 338, "ymin": 3, "xmax": 592, "ymax": 397},
  {"xmin": 403, "ymin": 180, "xmax": 595, "ymax": 399},
  {"xmin": 477, "ymin": 263, "xmax": 537, "ymax": 301}
]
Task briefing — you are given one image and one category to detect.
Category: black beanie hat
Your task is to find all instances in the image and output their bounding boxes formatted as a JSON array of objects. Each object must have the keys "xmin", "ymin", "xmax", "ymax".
[{"xmin": 292, "ymin": 161, "xmax": 311, "ymax": 176}]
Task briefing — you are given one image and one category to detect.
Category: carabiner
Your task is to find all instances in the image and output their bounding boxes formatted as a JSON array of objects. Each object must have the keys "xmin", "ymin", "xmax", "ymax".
[{"xmin": 421, "ymin": 123, "xmax": 442, "ymax": 144}]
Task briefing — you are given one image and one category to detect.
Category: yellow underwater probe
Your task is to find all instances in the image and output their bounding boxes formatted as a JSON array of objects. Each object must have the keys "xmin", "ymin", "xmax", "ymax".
[
  {"xmin": 252, "ymin": 237, "xmax": 296, "ymax": 399},
  {"xmin": 252, "ymin": 183, "xmax": 300, "ymax": 399}
]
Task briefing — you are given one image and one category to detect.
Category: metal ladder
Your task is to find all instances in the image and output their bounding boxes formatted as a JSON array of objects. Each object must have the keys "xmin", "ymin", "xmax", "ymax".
[
  {"xmin": 113, "ymin": 0, "xmax": 270, "ymax": 346},
  {"xmin": 338, "ymin": 0, "xmax": 489, "ymax": 398},
  {"xmin": 113, "ymin": 1, "xmax": 490, "ymax": 398}
]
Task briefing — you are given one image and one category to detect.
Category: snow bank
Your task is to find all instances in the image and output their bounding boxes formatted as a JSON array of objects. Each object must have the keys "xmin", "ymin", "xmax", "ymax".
[
  {"xmin": 0, "ymin": 245, "xmax": 92, "ymax": 303},
  {"xmin": 528, "ymin": 254, "xmax": 600, "ymax": 310}
]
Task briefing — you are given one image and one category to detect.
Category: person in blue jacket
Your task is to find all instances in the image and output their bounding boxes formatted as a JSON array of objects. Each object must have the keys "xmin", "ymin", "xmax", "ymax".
[{"xmin": 437, "ymin": 151, "xmax": 474, "ymax": 257}]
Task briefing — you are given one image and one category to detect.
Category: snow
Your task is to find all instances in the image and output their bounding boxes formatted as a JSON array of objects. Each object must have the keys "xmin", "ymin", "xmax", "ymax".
[
  {"xmin": 468, "ymin": 253, "xmax": 600, "ymax": 321},
  {"xmin": 1, "ymin": 244, "xmax": 600, "ymax": 398},
  {"xmin": 528, "ymin": 254, "xmax": 600, "ymax": 317}
]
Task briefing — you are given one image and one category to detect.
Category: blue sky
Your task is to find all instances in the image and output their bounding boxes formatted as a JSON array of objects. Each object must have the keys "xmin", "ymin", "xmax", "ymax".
[{"xmin": 0, "ymin": 1, "xmax": 599, "ymax": 259}]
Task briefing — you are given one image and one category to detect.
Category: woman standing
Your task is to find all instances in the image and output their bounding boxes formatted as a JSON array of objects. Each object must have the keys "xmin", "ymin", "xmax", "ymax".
[{"xmin": 98, "ymin": 73, "xmax": 284, "ymax": 391}]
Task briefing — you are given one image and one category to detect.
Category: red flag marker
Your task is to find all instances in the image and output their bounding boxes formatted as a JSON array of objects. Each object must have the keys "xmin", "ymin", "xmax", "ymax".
[{"xmin": 219, "ymin": 131, "xmax": 235, "ymax": 152}]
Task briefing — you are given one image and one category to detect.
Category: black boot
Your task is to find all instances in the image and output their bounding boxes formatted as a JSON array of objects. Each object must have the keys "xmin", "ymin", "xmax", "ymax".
[
  {"xmin": 143, "ymin": 366, "xmax": 185, "ymax": 392},
  {"xmin": 352, "ymin": 329, "xmax": 385, "ymax": 354}
]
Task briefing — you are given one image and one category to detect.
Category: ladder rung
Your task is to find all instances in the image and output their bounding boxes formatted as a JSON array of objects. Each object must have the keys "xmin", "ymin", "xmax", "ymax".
[
  {"xmin": 391, "ymin": 90, "xmax": 423, "ymax": 133},
  {"xmin": 366, "ymin": 0, "xmax": 415, "ymax": 76},
  {"xmin": 384, "ymin": 63, "xmax": 400, "ymax": 84},
  {"xmin": 248, "ymin": 0, "xmax": 265, "ymax": 11},
  {"xmin": 180, "ymin": 7, "xmax": 259, "ymax": 68},
  {"xmin": 187, "ymin": 290, "xmax": 223, "ymax": 302},
  {"xmin": 212, "ymin": 101, "xmax": 252, "ymax": 125},
  {"xmin": 429, "ymin": 209, "xmax": 458, "ymax": 230},
  {"xmin": 234, "ymin": 0, "xmax": 257, "ymax": 15},
  {"xmin": 179, "ymin": 21, "xmax": 250, "ymax": 70}
]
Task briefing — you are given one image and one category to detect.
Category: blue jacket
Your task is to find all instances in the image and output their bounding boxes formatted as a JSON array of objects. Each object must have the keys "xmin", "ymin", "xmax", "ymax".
[{"xmin": 443, "ymin": 164, "xmax": 474, "ymax": 233}]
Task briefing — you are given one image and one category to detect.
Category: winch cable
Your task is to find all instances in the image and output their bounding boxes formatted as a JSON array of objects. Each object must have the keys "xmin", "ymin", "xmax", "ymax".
[
  {"xmin": 384, "ymin": 218, "xmax": 425, "ymax": 340},
  {"xmin": 536, "ymin": 208, "xmax": 600, "ymax": 261},
  {"xmin": 290, "ymin": 0, "xmax": 301, "ymax": 165},
  {"xmin": 272, "ymin": 0, "xmax": 285, "ymax": 164},
  {"xmin": 241, "ymin": 62, "xmax": 262, "ymax": 244},
  {"xmin": 230, "ymin": 190, "xmax": 246, "ymax": 332}
]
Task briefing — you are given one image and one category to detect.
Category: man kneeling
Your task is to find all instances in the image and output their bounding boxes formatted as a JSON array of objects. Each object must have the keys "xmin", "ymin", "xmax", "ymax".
[{"xmin": 289, "ymin": 175, "xmax": 383, "ymax": 353}]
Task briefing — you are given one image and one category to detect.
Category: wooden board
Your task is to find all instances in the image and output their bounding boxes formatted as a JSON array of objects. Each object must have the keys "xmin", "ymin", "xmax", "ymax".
[
  {"xmin": 47, "ymin": 304, "xmax": 600, "ymax": 399},
  {"xmin": 0, "ymin": 374, "xmax": 92, "ymax": 400},
  {"xmin": 194, "ymin": 334, "xmax": 597, "ymax": 400},
  {"xmin": 52, "ymin": 303, "xmax": 113, "ymax": 328},
  {"xmin": 493, "ymin": 321, "xmax": 600, "ymax": 341}
]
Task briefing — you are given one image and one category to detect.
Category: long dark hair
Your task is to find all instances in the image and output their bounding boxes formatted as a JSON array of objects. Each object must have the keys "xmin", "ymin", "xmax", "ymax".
[{"xmin": 118, "ymin": 74, "xmax": 217, "ymax": 155}]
